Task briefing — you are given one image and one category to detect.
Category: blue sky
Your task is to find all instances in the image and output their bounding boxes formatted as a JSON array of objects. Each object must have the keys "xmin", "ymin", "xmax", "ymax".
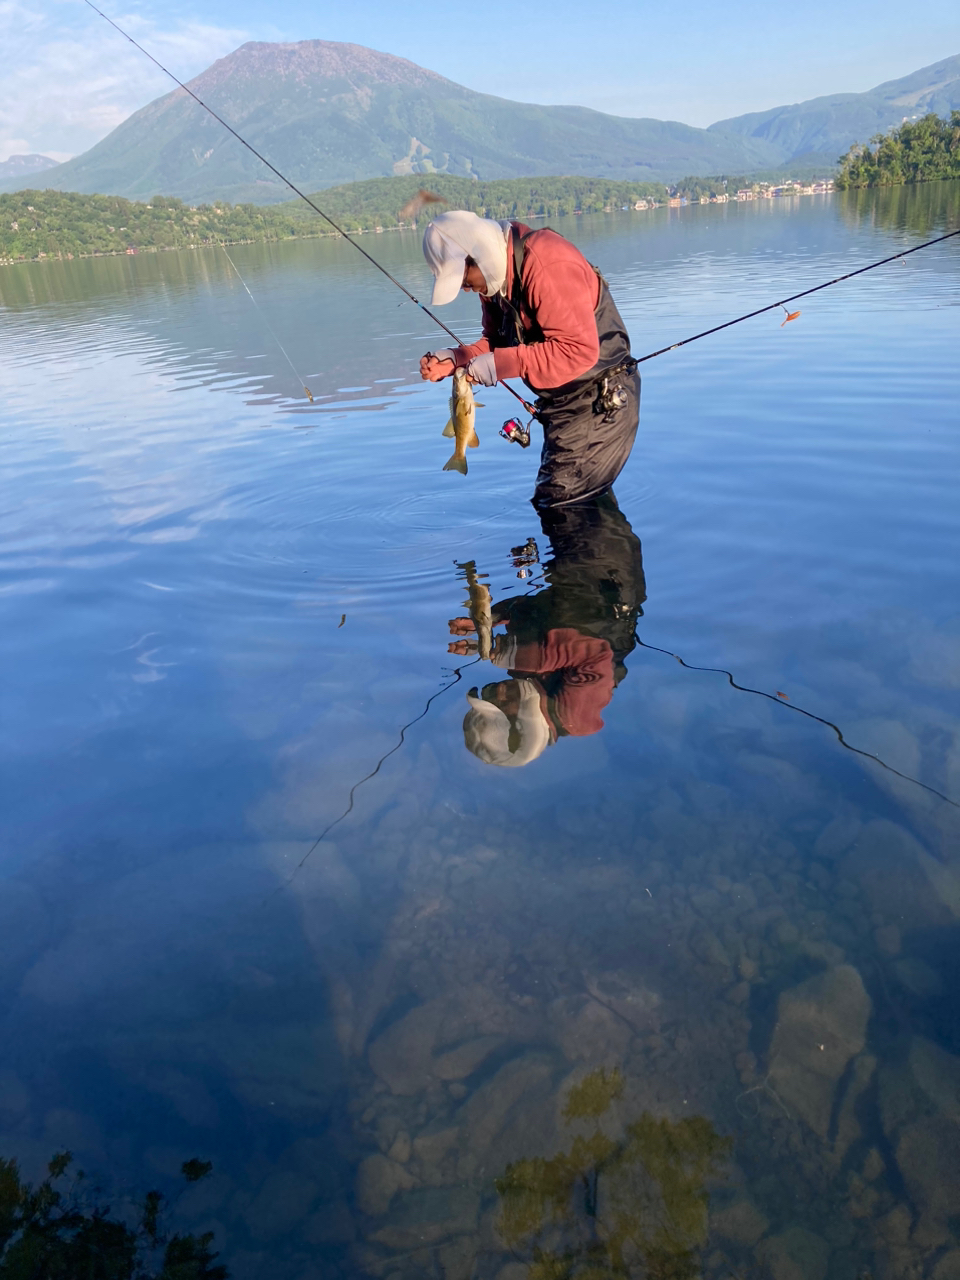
[{"xmin": 2, "ymin": 0, "xmax": 958, "ymax": 162}]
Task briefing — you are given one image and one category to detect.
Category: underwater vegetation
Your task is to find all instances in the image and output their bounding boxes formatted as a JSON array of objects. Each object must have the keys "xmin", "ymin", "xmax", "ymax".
[{"xmin": 495, "ymin": 1067, "xmax": 732, "ymax": 1279}]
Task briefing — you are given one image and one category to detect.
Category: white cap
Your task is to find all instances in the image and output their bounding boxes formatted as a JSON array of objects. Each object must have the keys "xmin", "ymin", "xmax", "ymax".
[
  {"xmin": 422, "ymin": 211, "xmax": 511, "ymax": 306},
  {"xmin": 423, "ymin": 221, "xmax": 467, "ymax": 306}
]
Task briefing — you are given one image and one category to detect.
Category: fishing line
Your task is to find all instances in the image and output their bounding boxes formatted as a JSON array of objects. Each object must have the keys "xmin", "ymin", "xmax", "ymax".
[
  {"xmin": 268, "ymin": 654, "xmax": 481, "ymax": 896},
  {"xmin": 634, "ymin": 632, "xmax": 960, "ymax": 815},
  {"xmin": 635, "ymin": 227, "xmax": 960, "ymax": 365},
  {"xmin": 216, "ymin": 240, "xmax": 315, "ymax": 401},
  {"xmin": 81, "ymin": 0, "xmax": 536, "ymax": 416}
]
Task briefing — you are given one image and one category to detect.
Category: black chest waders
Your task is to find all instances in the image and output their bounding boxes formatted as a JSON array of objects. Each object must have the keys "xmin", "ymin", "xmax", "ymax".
[{"xmin": 495, "ymin": 224, "xmax": 641, "ymax": 510}]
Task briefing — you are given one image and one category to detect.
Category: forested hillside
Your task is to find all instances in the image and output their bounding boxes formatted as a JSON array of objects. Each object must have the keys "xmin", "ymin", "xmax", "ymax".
[
  {"xmin": 835, "ymin": 112, "xmax": 960, "ymax": 187},
  {"xmin": 0, "ymin": 175, "xmax": 668, "ymax": 264}
]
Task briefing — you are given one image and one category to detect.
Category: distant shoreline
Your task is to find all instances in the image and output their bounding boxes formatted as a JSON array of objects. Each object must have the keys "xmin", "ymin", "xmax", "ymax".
[{"xmin": 0, "ymin": 175, "xmax": 839, "ymax": 271}]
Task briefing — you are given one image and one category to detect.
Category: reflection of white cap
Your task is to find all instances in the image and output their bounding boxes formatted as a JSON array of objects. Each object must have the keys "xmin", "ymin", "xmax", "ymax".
[
  {"xmin": 463, "ymin": 679, "xmax": 551, "ymax": 767},
  {"xmin": 422, "ymin": 211, "xmax": 510, "ymax": 306}
]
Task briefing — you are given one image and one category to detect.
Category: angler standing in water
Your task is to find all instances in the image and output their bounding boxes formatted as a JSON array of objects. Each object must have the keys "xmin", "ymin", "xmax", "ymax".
[{"xmin": 419, "ymin": 211, "xmax": 640, "ymax": 509}]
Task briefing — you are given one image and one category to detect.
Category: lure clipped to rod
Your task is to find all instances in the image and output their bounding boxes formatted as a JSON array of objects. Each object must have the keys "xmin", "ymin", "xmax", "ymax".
[{"xmin": 780, "ymin": 306, "xmax": 801, "ymax": 327}]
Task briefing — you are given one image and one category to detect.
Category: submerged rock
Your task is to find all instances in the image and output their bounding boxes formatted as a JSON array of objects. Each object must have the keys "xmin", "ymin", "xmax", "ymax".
[
  {"xmin": 366, "ymin": 995, "xmax": 512, "ymax": 1096},
  {"xmin": 840, "ymin": 820, "xmax": 948, "ymax": 930},
  {"xmin": 355, "ymin": 1153, "xmax": 416, "ymax": 1217},
  {"xmin": 933, "ymin": 1250, "xmax": 960, "ymax": 1280},
  {"xmin": 412, "ymin": 1124, "xmax": 459, "ymax": 1180},
  {"xmin": 879, "ymin": 1037, "xmax": 960, "ymax": 1248},
  {"xmin": 455, "ymin": 1054, "xmax": 557, "ymax": 1180},
  {"xmin": 688, "ymin": 923, "xmax": 731, "ymax": 970},
  {"xmin": 367, "ymin": 1000, "xmax": 446, "ymax": 1096},
  {"xmin": 834, "ymin": 1054, "xmax": 877, "ymax": 1161},
  {"xmin": 768, "ymin": 965, "xmax": 871, "ymax": 1138},
  {"xmin": 386, "ymin": 1131, "xmax": 411, "ymax": 1164},
  {"xmin": 246, "ymin": 1169, "xmax": 319, "ymax": 1240},
  {"xmin": 432, "ymin": 1036, "xmax": 504, "ymax": 1081},
  {"xmin": 583, "ymin": 971, "xmax": 660, "ymax": 1034},
  {"xmin": 551, "ymin": 995, "xmax": 633, "ymax": 1064},
  {"xmin": 758, "ymin": 1226, "xmax": 830, "ymax": 1280},
  {"xmin": 891, "ymin": 956, "xmax": 943, "ymax": 1001},
  {"xmin": 710, "ymin": 1193, "xmax": 769, "ymax": 1246},
  {"xmin": 369, "ymin": 1186, "xmax": 480, "ymax": 1250}
]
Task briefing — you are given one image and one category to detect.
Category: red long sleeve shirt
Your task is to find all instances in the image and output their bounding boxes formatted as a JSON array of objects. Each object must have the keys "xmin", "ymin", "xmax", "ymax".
[
  {"xmin": 510, "ymin": 628, "xmax": 615, "ymax": 737},
  {"xmin": 453, "ymin": 223, "xmax": 601, "ymax": 390}
]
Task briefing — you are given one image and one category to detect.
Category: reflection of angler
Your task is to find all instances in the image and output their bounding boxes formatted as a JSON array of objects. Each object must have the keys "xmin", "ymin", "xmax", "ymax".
[{"xmin": 459, "ymin": 494, "xmax": 645, "ymax": 767}]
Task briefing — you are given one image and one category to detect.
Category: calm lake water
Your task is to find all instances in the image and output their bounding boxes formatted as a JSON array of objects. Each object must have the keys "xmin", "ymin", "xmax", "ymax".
[{"xmin": 1, "ymin": 181, "xmax": 959, "ymax": 1279}]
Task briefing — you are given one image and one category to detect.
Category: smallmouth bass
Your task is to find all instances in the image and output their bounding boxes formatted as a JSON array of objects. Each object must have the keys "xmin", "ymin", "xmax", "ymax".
[{"xmin": 442, "ymin": 367, "xmax": 480, "ymax": 475}]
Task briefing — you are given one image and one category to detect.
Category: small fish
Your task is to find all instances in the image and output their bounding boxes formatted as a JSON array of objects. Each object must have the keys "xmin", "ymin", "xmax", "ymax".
[
  {"xmin": 399, "ymin": 188, "xmax": 446, "ymax": 222},
  {"xmin": 304, "ymin": 386, "xmax": 314, "ymax": 403},
  {"xmin": 776, "ymin": 690, "xmax": 789, "ymax": 700},
  {"xmin": 338, "ymin": 613, "xmax": 346, "ymax": 628},
  {"xmin": 459, "ymin": 560, "xmax": 493, "ymax": 660},
  {"xmin": 441, "ymin": 367, "xmax": 480, "ymax": 475},
  {"xmin": 780, "ymin": 307, "xmax": 801, "ymax": 326}
]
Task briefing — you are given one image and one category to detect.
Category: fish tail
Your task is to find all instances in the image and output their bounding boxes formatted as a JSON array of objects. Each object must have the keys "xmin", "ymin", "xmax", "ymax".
[
  {"xmin": 442, "ymin": 419, "xmax": 455, "ymax": 438},
  {"xmin": 443, "ymin": 452, "xmax": 468, "ymax": 475}
]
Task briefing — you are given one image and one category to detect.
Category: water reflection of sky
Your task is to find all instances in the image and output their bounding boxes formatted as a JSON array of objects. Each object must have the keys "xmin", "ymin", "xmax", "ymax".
[{"xmin": 1, "ymin": 185, "xmax": 959, "ymax": 1279}]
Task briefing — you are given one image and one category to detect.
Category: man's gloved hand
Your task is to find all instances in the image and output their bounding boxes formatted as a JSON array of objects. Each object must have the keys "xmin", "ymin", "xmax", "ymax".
[
  {"xmin": 420, "ymin": 350, "xmax": 456, "ymax": 382},
  {"xmin": 466, "ymin": 353, "xmax": 498, "ymax": 387}
]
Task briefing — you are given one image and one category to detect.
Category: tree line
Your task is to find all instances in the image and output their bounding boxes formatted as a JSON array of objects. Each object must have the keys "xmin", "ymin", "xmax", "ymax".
[
  {"xmin": 836, "ymin": 111, "xmax": 960, "ymax": 188},
  {"xmin": 0, "ymin": 176, "xmax": 669, "ymax": 264}
]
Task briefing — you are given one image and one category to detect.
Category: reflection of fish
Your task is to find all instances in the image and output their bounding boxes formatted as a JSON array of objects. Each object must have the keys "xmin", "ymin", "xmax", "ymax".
[
  {"xmin": 460, "ymin": 560, "xmax": 492, "ymax": 660},
  {"xmin": 399, "ymin": 189, "xmax": 446, "ymax": 222},
  {"xmin": 442, "ymin": 367, "xmax": 480, "ymax": 475}
]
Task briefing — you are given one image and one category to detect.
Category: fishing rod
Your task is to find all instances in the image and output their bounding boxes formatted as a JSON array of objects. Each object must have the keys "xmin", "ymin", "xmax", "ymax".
[
  {"xmin": 635, "ymin": 226, "xmax": 960, "ymax": 364},
  {"xmin": 81, "ymin": 0, "xmax": 537, "ymax": 415}
]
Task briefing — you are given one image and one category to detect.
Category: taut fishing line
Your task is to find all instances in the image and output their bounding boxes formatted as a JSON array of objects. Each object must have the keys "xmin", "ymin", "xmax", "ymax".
[
  {"xmin": 80, "ymin": 0, "xmax": 536, "ymax": 415},
  {"xmin": 216, "ymin": 240, "xmax": 315, "ymax": 401}
]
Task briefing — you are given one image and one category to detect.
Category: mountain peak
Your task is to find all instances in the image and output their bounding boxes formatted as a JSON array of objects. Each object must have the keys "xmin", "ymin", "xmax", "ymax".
[
  {"xmin": 0, "ymin": 153, "xmax": 59, "ymax": 180},
  {"xmin": 9, "ymin": 42, "xmax": 958, "ymax": 205},
  {"xmin": 188, "ymin": 38, "xmax": 450, "ymax": 93}
]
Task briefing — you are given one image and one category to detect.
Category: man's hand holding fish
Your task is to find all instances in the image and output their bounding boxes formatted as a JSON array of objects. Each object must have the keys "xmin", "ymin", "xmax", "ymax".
[{"xmin": 419, "ymin": 209, "xmax": 639, "ymax": 508}]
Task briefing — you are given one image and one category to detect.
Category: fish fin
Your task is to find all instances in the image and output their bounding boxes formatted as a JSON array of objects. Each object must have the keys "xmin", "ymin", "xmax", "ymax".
[
  {"xmin": 467, "ymin": 428, "xmax": 480, "ymax": 449},
  {"xmin": 443, "ymin": 453, "xmax": 468, "ymax": 475},
  {"xmin": 442, "ymin": 419, "xmax": 455, "ymax": 438},
  {"xmin": 474, "ymin": 402, "xmax": 485, "ymax": 408}
]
